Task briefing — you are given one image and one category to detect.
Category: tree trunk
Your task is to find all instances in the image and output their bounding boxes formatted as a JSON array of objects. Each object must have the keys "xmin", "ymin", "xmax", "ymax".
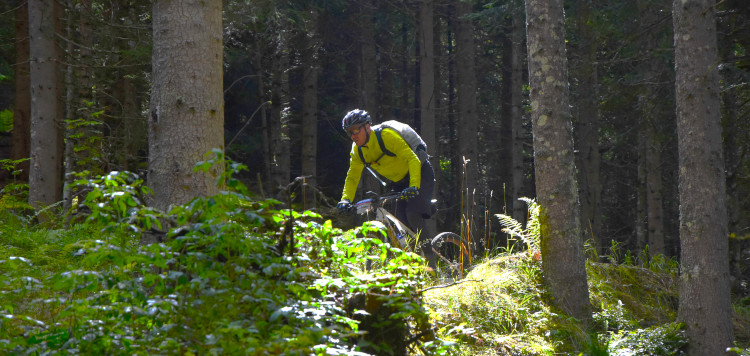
[
  {"xmin": 499, "ymin": 0, "xmax": 528, "ymax": 227},
  {"xmin": 270, "ymin": 21, "xmax": 291, "ymax": 196},
  {"xmin": 525, "ymin": 0, "xmax": 592, "ymax": 322},
  {"xmin": 28, "ymin": 0, "xmax": 64, "ymax": 209},
  {"xmin": 673, "ymin": 0, "xmax": 734, "ymax": 354},
  {"xmin": 11, "ymin": 0, "xmax": 30, "ymax": 183},
  {"xmin": 499, "ymin": 13, "xmax": 514, "ymax": 222},
  {"xmin": 570, "ymin": 0, "xmax": 603, "ymax": 254},
  {"xmin": 636, "ymin": 0, "xmax": 671, "ymax": 258},
  {"xmin": 300, "ymin": 10, "xmax": 319, "ymax": 209},
  {"xmin": 418, "ymin": 0, "xmax": 438, "ymax": 237},
  {"xmin": 257, "ymin": 36, "xmax": 271, "ymax": 192},
  {"xmin": 636, "ymin": 130, "xmax": 648, "ymax": 253},
  {"xmin": 510, "ymin": 0, "xmax": 526, "ymax": 225},
  {"xmin": 149, "ymin": 0, "xmax": 224, "ymax": 211},
  {"xmin": 419, "ymin": 0, "xmax": 436, "ymax": 154},
  {"xmin": 360, "ymin": 0, "xmax": 378, "ymax": 119},
  {"xmin": 455, "ymin": 0, "xmax": 479, "ymax": 243},
  {"xmin": 645, "ymin": 117, "xmax": 665, "ymax": 256}
]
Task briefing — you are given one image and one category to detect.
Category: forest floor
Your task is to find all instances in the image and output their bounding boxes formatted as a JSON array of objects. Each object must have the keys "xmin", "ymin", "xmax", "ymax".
[
  {"xmin": 2, "ymin": 174, "xmax": 749, "ymax": 355},
  {"xmin": 424, "ymin": 250, "xmax": 750, "ymax": 355}
]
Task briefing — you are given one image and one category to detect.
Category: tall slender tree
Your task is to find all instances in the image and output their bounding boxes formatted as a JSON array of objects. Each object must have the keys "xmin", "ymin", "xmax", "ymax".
[
  {"xmin": 500, "ymin": 0, "xmax": 528, "ymax": 225},
  {"xmin": 525, "ymin": 0, "xmax": 592, "ymax": 322},
  {"xmin": 27, "ymin": 0, "xmax": 64, "ymax": 209},
  {"xmin": 570, "ymin": 0, "xmax": 603, "ymax": 253},
  {"xmin": 455, "ymin": 0, "xmax": 480, "ymax": 240},
  {"xmin": 149, "ymin": 0, "xmax": 224, "ymax": 210},
  {"xmin": 510, "ymin": 0, "xmax": 527, "ymax": 224},
  {"xmin": 419, "ymin": 0, "xmax": 436, "ymax": 155},
  {"xmin": 11, "ymin": 0, "xmax": 30, "ymax": 182},
  {"xmin": 300, "ymin": 8, "xmax": 319, "ymax": 209},
  {"xmin": 673, "ymin": 0, "xmax": 734, "ymax": 353}
]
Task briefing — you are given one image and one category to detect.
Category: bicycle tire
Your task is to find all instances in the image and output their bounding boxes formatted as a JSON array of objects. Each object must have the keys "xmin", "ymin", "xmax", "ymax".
[{"xmin": 430, "ymin": 232, "xmax": 472, "ymax": 278}]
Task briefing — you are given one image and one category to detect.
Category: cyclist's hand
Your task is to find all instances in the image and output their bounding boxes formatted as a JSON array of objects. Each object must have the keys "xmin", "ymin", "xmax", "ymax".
[
  {"xmin": 400, "ymin": 186, "xmax": 419, "ymax": 200},
  {"xmin": 337, "ymin": 199, "xmax": 352, "ymax": 213}
]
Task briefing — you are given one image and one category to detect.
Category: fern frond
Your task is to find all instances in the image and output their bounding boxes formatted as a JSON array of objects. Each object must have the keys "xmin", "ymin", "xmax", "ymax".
[
  {"xmin": 495, "ymin": 198, "xmax": 541, "ymax": 254},
  {"xmin": 495, "ymin": 213, "xmax": 524, "ymax": 236}
]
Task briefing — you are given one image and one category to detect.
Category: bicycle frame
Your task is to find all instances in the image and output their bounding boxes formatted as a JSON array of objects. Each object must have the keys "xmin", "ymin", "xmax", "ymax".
[
  {"xmin": 353, "ymin": 195, "xmax": 416, "ymax": 252},
  {"xmin": 350, "ymin": 192, "xmax": 472, "ymax": 278}
]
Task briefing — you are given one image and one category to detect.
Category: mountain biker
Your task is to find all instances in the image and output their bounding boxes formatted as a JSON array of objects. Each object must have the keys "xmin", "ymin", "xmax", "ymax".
[{"xmin": 337, "ymin": 109, "xmax": 437, "ymax": 268}]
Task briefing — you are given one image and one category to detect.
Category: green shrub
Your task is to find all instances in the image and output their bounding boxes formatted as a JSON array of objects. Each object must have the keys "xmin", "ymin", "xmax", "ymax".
[{"xmin": 0, "ymin": 156, "xmax": 453, "ymax": 355}]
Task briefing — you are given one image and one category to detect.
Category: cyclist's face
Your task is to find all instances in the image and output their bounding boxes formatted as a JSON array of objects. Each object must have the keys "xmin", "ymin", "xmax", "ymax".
[{"xmin": 348, "ymin": 124, "xmax": 369, "ymax": 147}]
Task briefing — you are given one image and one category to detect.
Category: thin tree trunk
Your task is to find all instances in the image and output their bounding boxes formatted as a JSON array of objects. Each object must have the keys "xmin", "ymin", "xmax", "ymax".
[
  {"xmin": 270, "ymin": 21, "xmax": 290, "ymax": 196},
  {"xmin": 257, "ymin": 34, "xmax": 271, "ymax": 191},
  {"xmin": 455, "ymin": 0, "xmax": 479, "ymax": 242},
  {"xmin": 400, "ymin": 21, "xmax": 410, "ymax": 124},
  {"xmin": 419, "ymin": 0, "xmax": 437, "ymax": 236},
  {"xmin": 673, "ymin": 0, "xmax": 733, "ymax": 353},
  {"xmin": 360, "ymin": 0, "xmax": 378, "ymax": 119},
  {"xmin": 11, "ymin": 0, "xmax": 30, "ymax": 182},
  {"xmin": 645, "ymin": 119, "xmax": 665, "ymax": 256},
  {"xmin": 510, "ymin": 0, "xmax": 526, "ymax": 225},
  {"xmin": 636, "ymin": 131, "xmax": 647, "ymax": 252},
  {"xmin": 419, "ymin": 0, "xmax": 436, "ymax": 163},
  {"xmin": 300, "ymin": 10, "xmax": 319, "ymax": 209},
  {"xmin": 499, "ymin": 14, "xmax": 514, "ymax": 221},
  {"xmin": 637, "ymin": 0, "xmax": 670, "ymax": 258},
  {"xmin": 571, "ymin": 0, "xmax": 602, "ymax": 254},
  {"xmin": 525, "ymin": 0, "xmax": 592, "ymax": 322}
]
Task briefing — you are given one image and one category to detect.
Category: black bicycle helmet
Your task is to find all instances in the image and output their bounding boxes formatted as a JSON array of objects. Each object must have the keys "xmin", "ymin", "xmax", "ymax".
[{"xmin": 341, "ymin": 109, "xmax": 372, "ymax": 131}]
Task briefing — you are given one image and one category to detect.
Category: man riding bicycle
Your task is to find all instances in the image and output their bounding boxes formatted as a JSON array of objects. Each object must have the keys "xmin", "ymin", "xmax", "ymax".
[{"xmin": 336, "ymin": 109, "xmax": 438, "ymax": 268}]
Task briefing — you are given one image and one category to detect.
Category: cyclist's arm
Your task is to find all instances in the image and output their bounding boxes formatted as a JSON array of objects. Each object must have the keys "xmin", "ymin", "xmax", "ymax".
[
  {"xmin": 342, "ymin": 145, "xmax": 365, "ymax": 201},
  {"xmin": 381, "ymin": 129, "xmax": 422, "ymax": 188}
]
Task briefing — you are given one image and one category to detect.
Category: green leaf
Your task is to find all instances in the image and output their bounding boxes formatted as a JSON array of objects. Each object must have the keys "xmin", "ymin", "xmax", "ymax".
[{"xmin": 0, "ymin": 109, "xmax": 12, "ymax": 132}]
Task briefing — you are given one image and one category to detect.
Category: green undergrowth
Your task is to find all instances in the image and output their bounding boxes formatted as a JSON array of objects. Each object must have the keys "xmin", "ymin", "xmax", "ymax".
[
  {"xmin": 3, "ymin": 162, "xmax": 750, "ymax": 354},
  {"xmin": 425, "ymin": 248, "xmax": 750, "ymax": 355},
  {"xmin": 0, "ymin": 159, "xmax": 453, "ymax": 355}
]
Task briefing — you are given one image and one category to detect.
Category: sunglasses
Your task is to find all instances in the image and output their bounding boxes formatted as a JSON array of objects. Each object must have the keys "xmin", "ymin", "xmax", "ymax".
[{"xmin": 347, "ymin": 125, "xmax": 365, "ymax": 138}]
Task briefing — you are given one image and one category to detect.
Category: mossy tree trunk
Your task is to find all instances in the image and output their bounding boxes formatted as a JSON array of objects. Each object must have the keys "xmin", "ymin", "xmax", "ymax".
[{"xmin": 524, "ymin": 0, "xmax": 592, "ymax": 323}]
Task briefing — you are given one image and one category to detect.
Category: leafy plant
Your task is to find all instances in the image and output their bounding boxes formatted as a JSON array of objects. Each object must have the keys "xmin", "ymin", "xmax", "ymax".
[
  {"xmin": 0, "ymin": 158, "xmax": 33, "ymax": 219},
  {"xmin": 0, "ymin": 109, "xmax": 12, "ymax": 132},
  {"xmin": 495, "ymin": 197, "xmax": 540, "ymax": 256},
  {"xmin": 0, "ymin": 155, "xmax": 453, "ymax": 355},
  {"xmin": 608, "ymin": 323, "xmax": 688, "ymax": 356}
]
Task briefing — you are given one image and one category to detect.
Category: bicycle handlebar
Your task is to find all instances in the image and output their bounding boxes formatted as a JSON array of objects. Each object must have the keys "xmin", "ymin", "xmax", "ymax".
[{"xmin": 346, "ymin": 191, "xmax": 403, "ymax": 215}]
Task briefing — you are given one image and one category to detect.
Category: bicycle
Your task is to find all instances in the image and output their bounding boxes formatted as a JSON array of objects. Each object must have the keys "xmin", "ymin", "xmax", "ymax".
[{"xmin": 346, "ymin": 191, "xmax": 473, "ymax": 278}]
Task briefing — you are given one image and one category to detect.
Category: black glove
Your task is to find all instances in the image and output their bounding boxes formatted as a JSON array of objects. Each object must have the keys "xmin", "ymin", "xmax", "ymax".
[
  {"xmin": 400, "ymin": 186, "xmax": 419, "ymax": 200},
  {"xmin": 337, "ymin": 199, "xmax": 352, "ymax": 213}
]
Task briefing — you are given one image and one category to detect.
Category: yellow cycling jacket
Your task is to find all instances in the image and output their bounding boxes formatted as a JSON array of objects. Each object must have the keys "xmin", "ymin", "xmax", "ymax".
[{"xmin": 341, "ymin": 127, "xmax": 422, "ymax": 201}]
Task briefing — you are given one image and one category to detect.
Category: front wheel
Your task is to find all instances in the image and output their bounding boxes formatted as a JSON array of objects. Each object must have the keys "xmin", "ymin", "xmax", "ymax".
[{"xmin": 430, "ymin": 232, "xmax": 472, "ymax": 278}]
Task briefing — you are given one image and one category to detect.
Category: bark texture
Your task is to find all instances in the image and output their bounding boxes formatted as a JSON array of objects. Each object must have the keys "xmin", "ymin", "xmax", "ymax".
[
  {"xmin": 525, "ymin": 0, "xmax": 592, "ymax": 322},
  {"xmin": 149, "ymin": 0, "xmax": 224, "ymax": 210},
  {"xmin": 28, "ymin": 0, "xmax": 64, "ymax": 208},
  {"xmin": 12, "ymin": 0, "xmax": 30, "ymax": 182},
  {"xmin": 673, "ymin": 0, "xmax": 734, "ymax": 354}
]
